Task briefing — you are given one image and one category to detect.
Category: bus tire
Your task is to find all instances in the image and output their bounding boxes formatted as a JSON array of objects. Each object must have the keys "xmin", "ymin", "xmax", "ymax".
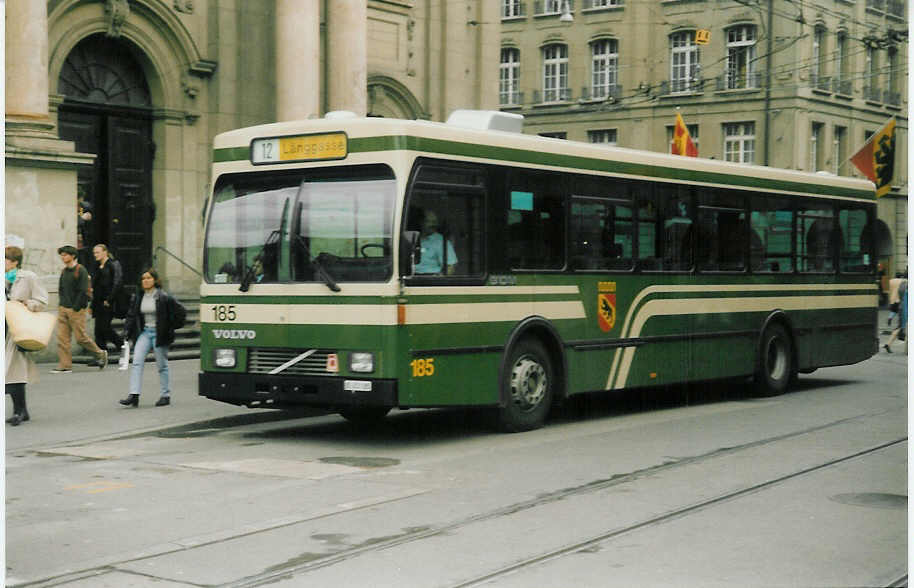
[
  {"xmin": 498, "ymin": 339, "xmax": 553, "ymax": 432},
  {"xmin": 339, "ymin": 407, "xmax": 391, "ymax": 425},
  {"xmin": 753, "ymin": 323, "xmax": 793, "ymax": 397}
]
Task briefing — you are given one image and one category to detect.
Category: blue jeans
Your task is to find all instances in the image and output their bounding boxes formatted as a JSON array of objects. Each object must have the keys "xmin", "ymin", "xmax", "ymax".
[{"xmin": 129, "ymin": 327, "xmax": 170, "ymax": 398}]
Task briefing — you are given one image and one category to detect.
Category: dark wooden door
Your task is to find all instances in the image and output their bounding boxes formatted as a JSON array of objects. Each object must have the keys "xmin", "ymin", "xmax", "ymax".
[
  {"xmin": 107, "ymin": 115, "xmax": 153, "ymax": 288},
  {"xmin": 58, "ymin": 109, "xmax": 153, "ymax": 287},
  {"xmin": 58, "ymin": 111, "xmax": 104, "ymax": 268}
]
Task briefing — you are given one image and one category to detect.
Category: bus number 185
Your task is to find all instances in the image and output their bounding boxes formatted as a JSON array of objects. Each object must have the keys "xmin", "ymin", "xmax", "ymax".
[
  {"xmin": 211, "ymin": 305, "xmax": 236, "ymax": 321},
  {"xmin": 410, "ymin": 358, "xmax": 435, "ymax": 377}
]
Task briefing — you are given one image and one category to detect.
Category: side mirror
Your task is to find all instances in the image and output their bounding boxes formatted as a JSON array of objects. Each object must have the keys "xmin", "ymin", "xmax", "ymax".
[{"xmin": 400, "ymin": 230, "xmax": 420, "ymax": 276}]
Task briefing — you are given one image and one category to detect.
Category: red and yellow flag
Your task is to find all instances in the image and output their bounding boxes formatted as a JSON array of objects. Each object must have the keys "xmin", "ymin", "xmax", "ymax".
[
  {"xmin": 671, "ymin": 112, "xmax": 698, "ymax": 157},
  {"xmin": 850, "ymin": 117, "xmax": 896, "ymax": 197}
]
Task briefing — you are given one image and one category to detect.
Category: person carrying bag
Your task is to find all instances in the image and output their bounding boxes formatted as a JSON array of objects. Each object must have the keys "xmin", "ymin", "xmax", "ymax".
[{"xmin": 5, "ymin": 246, "xmax": 49, "ymax": 426}]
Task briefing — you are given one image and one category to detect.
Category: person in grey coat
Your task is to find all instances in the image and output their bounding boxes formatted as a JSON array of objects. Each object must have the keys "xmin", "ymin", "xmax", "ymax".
[{"xmin": 5, "ymin": 246, "xmax": 49, "ymax": 426}]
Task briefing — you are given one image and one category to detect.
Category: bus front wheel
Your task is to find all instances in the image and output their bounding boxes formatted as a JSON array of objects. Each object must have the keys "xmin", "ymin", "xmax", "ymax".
[
  {"xmin": 753, "ymin": 323, "xmax": 793, "ymax": 397},
  {"xmin": 498, "ymin": 339, "xmax": 553, "ymax": 432}
]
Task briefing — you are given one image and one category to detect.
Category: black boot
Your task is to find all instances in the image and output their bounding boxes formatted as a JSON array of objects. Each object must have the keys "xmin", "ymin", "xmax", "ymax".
[
  {"xmin": 119, "ymin": 394, "xmax": 140, "ymax": 407},
  {"xmin": 6, "ymin": 384, "xmax": 28, "ymax": 425},
  {"xmin": 6, "ymin": 408, "xmax": 29, "ymax": 426}
]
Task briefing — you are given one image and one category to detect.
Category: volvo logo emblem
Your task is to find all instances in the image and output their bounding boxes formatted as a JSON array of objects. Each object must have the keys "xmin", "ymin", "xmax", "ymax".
[{"xmin": 213, "ymin": 329, "xmax": 256, "ymax": 340}]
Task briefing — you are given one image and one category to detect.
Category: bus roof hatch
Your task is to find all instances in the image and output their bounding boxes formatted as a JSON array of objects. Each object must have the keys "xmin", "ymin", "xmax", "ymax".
[{"xmin": 446, "ymin": 110, "xmax": 524, "ymax": 133}]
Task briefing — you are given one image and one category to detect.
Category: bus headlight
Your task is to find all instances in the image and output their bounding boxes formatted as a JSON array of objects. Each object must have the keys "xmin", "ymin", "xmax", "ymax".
[
  {"xmin": 349, "ymin": 352, "xmax": 375, "ymax": 373},
  {"xmin": 214, "ymin": 348, "xmax": 237, "ymax": 368}
]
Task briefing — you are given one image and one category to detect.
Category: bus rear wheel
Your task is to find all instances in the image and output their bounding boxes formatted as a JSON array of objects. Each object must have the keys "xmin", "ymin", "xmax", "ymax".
[
  {"xmin": 753, "ymin": 323, "xmax": 793, "ymax": 397},
  {"xmin": 498, "ymin": 339, "xmax": 553, "ymax": 432}
]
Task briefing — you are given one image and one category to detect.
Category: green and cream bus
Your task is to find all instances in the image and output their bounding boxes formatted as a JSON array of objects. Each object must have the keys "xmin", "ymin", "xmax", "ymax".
[{"xmin": 198, "ymin": 110, "xmax": 878, "ymax": 431}]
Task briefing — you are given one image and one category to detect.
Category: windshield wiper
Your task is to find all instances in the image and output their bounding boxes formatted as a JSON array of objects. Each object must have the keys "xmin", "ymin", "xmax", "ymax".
[
  {"xmin": 239, "ymin": 229, "xmax": 280, "ymax": 292},
  {"xmin": 293, "ymin": 235, "xmax": 341, "ymax": 292}
]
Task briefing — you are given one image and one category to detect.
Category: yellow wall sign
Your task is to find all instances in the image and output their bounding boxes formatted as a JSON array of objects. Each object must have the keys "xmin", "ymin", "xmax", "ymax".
[
  {"xmin": 695, "ymin": 30, "xmax": 711, "ymax": 45},
  {"xmin": 251, "ymin": 132, "xmax": 347, "ymax": 164}
]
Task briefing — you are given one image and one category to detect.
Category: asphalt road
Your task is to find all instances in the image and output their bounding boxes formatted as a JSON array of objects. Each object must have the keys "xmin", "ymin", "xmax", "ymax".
[{"xmin": 3, "ymin": 327, "xmax": 907, "ymax": 587}]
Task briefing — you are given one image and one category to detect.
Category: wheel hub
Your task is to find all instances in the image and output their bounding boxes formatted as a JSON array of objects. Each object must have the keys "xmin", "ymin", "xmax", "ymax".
[
  {"xmin": 766, "ymin": 338, "xmax": 787, "ymax": 381},
  {"xmin": 511, "ymin": 357, "xmax": 547, "ymax": 410}
]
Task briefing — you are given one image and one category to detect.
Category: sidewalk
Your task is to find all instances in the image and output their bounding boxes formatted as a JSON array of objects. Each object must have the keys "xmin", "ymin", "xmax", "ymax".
[{"xmin": 3, "ymin": 359, "xmax": 255, "ymax": 453}]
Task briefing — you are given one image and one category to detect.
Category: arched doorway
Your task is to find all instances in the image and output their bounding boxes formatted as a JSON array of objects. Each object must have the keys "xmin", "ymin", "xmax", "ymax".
[
  {"xmin": 57, "ymin": 34, "xmax": 154, "ymax": 288},
  {"xmin": 367, "ymin": 76, "xmax": 427, "ymax": 119}
]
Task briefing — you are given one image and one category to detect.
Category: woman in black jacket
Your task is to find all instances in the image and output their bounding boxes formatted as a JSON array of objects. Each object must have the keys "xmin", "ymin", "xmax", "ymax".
[
  {"xmin": 90, "ymin": 244, "xmax": 124, "ymax": 362},
  {"xmin": 119, "ymin": 268, "xmax": 186, "ymax": 408}
]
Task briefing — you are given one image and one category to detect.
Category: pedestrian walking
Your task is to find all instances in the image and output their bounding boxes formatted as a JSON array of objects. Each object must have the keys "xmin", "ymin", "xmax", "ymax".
[
  {"xmin": 53, "ymin": 245, "xmax": 107, "ymax": 373},
  {"xmin": 119, "ymin": 268, "xmax": 186, "ymax": 407},
  {"xmin": 887, "ymin": 272, "xmax": 906, "ymax": 325},
  {"xmin": 884, "ymin": 277, "xmax": 907, "ymax": 353},
  {"xmin": 89, "ymin": 244, "xmax": 125, "ymax": 362},
  {"xmin": 5, "ymin": 246, "xmax": 49, "ymax": 425}
]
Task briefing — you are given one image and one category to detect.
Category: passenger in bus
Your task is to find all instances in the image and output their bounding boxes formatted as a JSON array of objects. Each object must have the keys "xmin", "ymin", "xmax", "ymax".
[{"xmin": 414, "ymin": 209, "xmax": 457, "ymax": 275}]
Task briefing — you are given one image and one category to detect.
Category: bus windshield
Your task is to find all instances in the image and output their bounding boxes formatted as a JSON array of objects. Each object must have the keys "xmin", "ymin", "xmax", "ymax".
[{"xmin": 204, "ymin": 164, "xmax": 396, "ymax": 285}]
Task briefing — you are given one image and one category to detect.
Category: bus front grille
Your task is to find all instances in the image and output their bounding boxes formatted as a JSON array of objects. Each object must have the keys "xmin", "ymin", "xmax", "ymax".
[{"xmin": 248, "ymin": 348, "xmax": 338, "ymax": 376}]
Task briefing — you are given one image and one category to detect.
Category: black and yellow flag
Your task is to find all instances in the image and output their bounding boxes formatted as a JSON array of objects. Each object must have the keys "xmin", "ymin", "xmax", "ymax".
[{"xmin": 850, "ymin": 117, "xmax": 896, "ymax": 197}]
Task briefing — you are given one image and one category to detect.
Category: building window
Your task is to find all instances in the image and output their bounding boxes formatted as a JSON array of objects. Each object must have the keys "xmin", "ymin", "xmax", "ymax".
[
  {"xmin": 812, "ymin": 26, "xmax": 826, "ymax": 87},
  {"xmin": 500, "ymin": 48, "xmax": 521, "ymax": 106},
  {"xmin": 726, "ymin": 25, "xmax": 757, "ymax": 89},
  {"xmin": 810, "ymin": 122, "xmax": 824, "ymax": 172},
  {"xmin": 591, "ymin": 39, "xmax": 619, "ymax": 99},
  {"xmin": 539, "ymin": 131, "xmax": 567, "ymax": 139},
  {"xmin": 835, "ymin": 32, "xmax": 849, "ymax": 93},
  {"xmin": 886, "ymin": 46, "xmax": 899, "ymax": 104},
  {"xmin": 666, "ymin": 123, "xmax": 699, "ymax": 152},
  {"xmin": 723, "ymin": 122, "xmax": 755, "ymax": 164},
  {"xmin": 537, "ymin": 0, "xmax": 562, "ymax": 15},
  {"xmin": 864, "ymin": 44, "xmax": 879, "ymax": 101},
  {"xmin": 588, "ymin": 129, "xmax": 618, "ymax": 145},
  {"xmin": 584, "ymin": 0, "xmax": 623, "ymax": 8},
  {"xmin": 542, "ymin": 44, "xmax": 569, "ymax": 102},
  {"xmin": 503, "ymin": 0, "xmax": 523, "ymax": 18},
  {"xmin": 834, "ymin": 126, "xmax": 847, "ymax": 175},
  {"xmin": 670, "ymin": 31, "xmax": 700, "ymax": 93}
]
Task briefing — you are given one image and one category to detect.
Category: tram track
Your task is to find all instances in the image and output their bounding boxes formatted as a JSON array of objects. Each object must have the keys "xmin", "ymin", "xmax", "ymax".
[
  {"xmin": 217, "ymin": 415, "xmax": 904, "ymax": 588},
  {"xmin": 449, "ymin": 437, "xmax": 906, "ymax": 588}
]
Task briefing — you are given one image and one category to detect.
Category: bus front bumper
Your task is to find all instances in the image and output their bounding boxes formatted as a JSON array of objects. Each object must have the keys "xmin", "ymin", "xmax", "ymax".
[{"xmin": 198, "ymin": 371, "xmax": 397, "ymax": 409}]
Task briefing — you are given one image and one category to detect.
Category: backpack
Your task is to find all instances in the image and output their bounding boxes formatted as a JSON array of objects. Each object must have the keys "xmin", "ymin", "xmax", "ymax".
[{"xmin": 109, "ymin": 260, "xmax": 129, "ymax": 318}]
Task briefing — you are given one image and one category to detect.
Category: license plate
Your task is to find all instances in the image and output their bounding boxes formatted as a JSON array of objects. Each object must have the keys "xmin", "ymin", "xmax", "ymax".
[{"xmin": 343, "ymin": 380, "xmax": 372, "ymax": 393}]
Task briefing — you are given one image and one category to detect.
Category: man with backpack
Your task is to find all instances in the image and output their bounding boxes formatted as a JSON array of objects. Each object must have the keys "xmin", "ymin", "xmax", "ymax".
[{"xmin": 52, "ymin": 245, "xmax": 107, "ymax": 373}]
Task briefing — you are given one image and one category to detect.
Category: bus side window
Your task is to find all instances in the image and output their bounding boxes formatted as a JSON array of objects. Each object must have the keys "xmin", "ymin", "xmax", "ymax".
[
  {"xmin": 696, "ymin": 189, "xmax": 746, "ymax": 272},
  {"xmin": 570, "ymin": 175, "xmax": 633, "ymax": 272},
  {"xmin": 637, "ymin": 197, "xmax": 660, "ymax": 270},
  {"xmin": 797, "ymin": 202, "xmax": 836, "ymax": 273},
  {"xmin": 507, "ymin": 172, "xmax": 566, "ymax": 270},
  {"xmin": 750, "ymin": 196, "xmax": 793, "ymax": 273},
  {"xmin": 405, "ymin": 163, "xmax": 486, "ymax": 278},
  {"xmin": 838, "ymin": 205, "xmax": 873, "ymax": 273}
]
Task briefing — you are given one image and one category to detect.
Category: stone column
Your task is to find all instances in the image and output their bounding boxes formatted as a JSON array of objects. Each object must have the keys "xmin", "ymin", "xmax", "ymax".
[
  {"xmin": 276, "ymin": 0, "xmax": 320, "ymax": 121},
  {"xmin": 5, "ymin": 0, "xmax": 53, "ymax": 133},
  {"xmin": 327, "ymin": 0, "xmax": 367, "ymax": 116}
]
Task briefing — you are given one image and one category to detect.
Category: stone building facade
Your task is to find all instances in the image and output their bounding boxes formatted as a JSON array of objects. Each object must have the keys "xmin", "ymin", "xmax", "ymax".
[
  {"xmin": 5, "ymin": 0, "xmax": 499, "ymax": 298},
  {"xmin": 500, "ymin": 0, "xmax": 908, "ymax": 275}
]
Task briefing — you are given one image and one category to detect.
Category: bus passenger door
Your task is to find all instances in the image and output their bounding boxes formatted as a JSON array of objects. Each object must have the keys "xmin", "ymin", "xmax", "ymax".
[{"xmin": 401, "ymin": 161, "xmax": 492, "ymax": 406}]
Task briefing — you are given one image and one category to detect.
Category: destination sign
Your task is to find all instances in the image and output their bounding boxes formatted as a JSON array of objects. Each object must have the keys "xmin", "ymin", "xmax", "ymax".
[{"xmin": 251, "ymin": 132, "xmax": 347, "ymax": 164}]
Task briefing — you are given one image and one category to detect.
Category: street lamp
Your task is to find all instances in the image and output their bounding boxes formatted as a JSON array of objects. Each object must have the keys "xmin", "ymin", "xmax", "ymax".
[{"xmin": 559, "ymin": 0, "xmax": 574, "ymax": 22}]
